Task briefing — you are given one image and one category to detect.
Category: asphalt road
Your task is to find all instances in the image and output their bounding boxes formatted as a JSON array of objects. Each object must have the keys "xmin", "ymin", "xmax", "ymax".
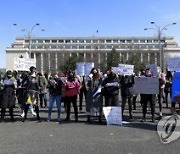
[{"xmin": 0, "ymin": 96, "xmax": 179, "ymax": 154}]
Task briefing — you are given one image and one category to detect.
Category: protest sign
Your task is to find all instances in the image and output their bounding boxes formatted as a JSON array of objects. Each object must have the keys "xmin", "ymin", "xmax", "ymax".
[
  {"xmin": 118, "ymin": 64, "xmax": 134, "ymax": 75},
  {"xmin": 166, "ymin": 57, "xmax": 180, "ymax": 72},
  {"xmin": 14, "ymin": 58, "xmax": 36, "ymax": 71},
  {"xmin": 134, "ymin": 77, "xmax": 159, "ymax": 94},
  {"xmin": 76, "ymin": 62, "xmax": 94, "ymax": 76},
  {"xmin": 103, "ymin": 106, "xmax": 122, "ymax": 126},
  {"xmin": 146, "ymin": 64, "xmax": 158, "ymax": 77}
]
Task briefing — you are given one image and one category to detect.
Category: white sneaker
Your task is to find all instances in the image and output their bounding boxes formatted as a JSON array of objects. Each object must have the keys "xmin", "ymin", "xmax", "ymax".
[
  {"xmin": 21, "ymin": 112, "xmax": 25, "ymax": 118},
  {"xmin": 32, "ymin": 111, "xmax": 37, "ymax": 116}
]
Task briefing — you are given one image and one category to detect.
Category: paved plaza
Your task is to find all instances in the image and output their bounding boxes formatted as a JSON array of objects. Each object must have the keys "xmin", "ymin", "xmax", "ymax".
[{"xmin": 0, "ymin": 96, "xmax": 179, "ymax": 154}]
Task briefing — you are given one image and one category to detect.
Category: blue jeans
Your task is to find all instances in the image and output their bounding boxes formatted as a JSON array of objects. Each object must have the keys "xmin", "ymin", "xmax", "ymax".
[{"xmin": 48, "ymin": 95, "xmax": 61, "ymax": 119}]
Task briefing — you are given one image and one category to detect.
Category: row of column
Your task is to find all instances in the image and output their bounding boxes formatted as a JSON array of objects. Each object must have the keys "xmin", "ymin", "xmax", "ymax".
[{"xmin": 38, "ymin": 52, "xmax": 159, "ymax": 73}]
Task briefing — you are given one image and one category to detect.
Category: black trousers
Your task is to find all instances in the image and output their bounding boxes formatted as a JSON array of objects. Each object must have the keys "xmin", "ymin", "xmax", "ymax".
[
  {"xmin": 121, "ymin": 95, "xmax": 133, "ymax": 117},
  {"xmin": 141, "ymin": 94, "xmax": 155, "ymax": 118},
  {"xmin": 65, "ymin": 96, "xmax": 78, "ymax": 121},
  {"xmin": 23, "ymin": 104, "xmax": 40, "ymax": 121},
  {"xmin": 79, "ymin": 88, "xmax": 87, "ymax": 110}
]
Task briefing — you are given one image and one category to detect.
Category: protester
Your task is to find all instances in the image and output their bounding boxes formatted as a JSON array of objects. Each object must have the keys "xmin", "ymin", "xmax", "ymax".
[
  {"xmin": 22, "ymin": 66, "xmax": 40, "ymax": 122},
  {"xmin": 79, "ymin": 75, "xmax": 87, "ymax": 111},
  {"xmin": 120, "ymin": 75, "xmax": 134, "ymax": 120},
  {"xmin": 47, "ymin": 73, "xmax": 63, "ymax": 122},
  {"xmin": 38, "ymin": 72, "xmax": 48, "ymax": 108},
  {"xmin": 141, "ymin": 68, "xmax": 156, "ymax": 122},
  {"xmin": 16, "ymin": 72, "xmax": 29, "ymax": 117},
  {"xmin": 0, "ymin": 70, "xmax": 17, "ymax": 121},
  {"xmin": 86, "ymin": 68, "xmax": 103, "ymax": 123},
  {"xmin": 158, "ymin": 69, "xmax": 166, "ymax": 119},
  {"xmin": 63, "ymin": 71, "xmax": 80, "ymax": 122},
  {"xmin": 101, "ymin": 68, "xmax": 120, "ymax": 107}
]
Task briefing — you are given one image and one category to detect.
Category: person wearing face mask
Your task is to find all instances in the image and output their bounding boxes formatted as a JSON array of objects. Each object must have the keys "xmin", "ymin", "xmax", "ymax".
[
  {"xmin": 86, "ymin": 68, "xmax": 103, "ymax": 123},
  {"xmin": 141, "ymin": 68, "xmax": 156, "ymax": 122},
  {"xmin": 22, "ymin": 66, "xmax": 40, "ymax": 122},
  {"xmin": 102, "ymin": 68, "xmax": 120, "ymax": 107},
  {"xmin": 0, "ymin": 70, "xmax": 17, "ymax": 122},
  {"xmin": 63, "ymin": 71, "xmax": 80, "ymax": 122},
  {"xmin": 47, "ymin": 74, "xmax": 63, "ymax": 122}
]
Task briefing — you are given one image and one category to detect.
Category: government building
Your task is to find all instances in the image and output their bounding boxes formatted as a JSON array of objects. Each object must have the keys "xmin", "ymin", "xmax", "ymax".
[{"xmin": 6, "ymin": 36, "xmax": 180, "ymax": 73}]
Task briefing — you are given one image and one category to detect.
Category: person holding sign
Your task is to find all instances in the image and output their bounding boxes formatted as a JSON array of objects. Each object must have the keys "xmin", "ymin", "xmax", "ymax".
[
  {"xmin": 101, "ymin": 68, "xmax": 120, "ymax": 107},
  {"xmin": 120, "ymin": 75, "xmax": 134, "ymax": 120},
  {"xmin": 141, "ymin": 68, "xmax": 156, "ymax": 122},
  {"xmin": 86, "ymin": 68, "xmax": 103, "ymax": 123}
]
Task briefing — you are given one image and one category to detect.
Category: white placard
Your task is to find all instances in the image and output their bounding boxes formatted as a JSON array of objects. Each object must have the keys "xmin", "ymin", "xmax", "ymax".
[
  {"xmin": 134, "ymin": 77, "xmax": 159, "ymax": 94},
  {"xmin": 118, "ymin": 64, "xmax": 134, "ymax": 75},
  {"xmin": 167, "ymin": 57, "xmax": 180, "ymax": 72},
  {"xmin": 146, "ymin": 64, "xmax": 158, "ymax": 77},
  {"xmin": 76, "ymin": 62, "xmax": 94, "ymax": 76},
  {"xmin": 14, "ymin": 58, "xmax": 36, "ymax": 71},
  {"xmin": 103, "ymin": 106, "xmax": 122, "ymax": 126}
]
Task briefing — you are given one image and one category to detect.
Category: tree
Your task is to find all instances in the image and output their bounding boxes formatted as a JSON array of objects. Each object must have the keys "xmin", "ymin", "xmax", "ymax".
[
  {"xmin": 126, "ymin": 54, "xmax": 145, "ymax": 74},
  {"xmin": 60, "ymin": 54, "xmax": 83, "ymax": 72},
  {"xmin": 107, "ymin": 47, "xmax": 120, "ymax": 69}
]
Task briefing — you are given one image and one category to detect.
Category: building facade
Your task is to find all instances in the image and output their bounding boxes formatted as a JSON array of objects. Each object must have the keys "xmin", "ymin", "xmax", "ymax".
[{"xmin": 6, "ymin": 36, "xmax": 180, "ymax": 73}]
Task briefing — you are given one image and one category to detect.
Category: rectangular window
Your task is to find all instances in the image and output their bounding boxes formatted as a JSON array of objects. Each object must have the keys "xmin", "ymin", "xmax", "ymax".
[
  {"xmin": 45, "ymin": 40, "xmax": 50, "ymax": 43},
  {"xmin": 58, "ymin": 40, "xmax": 64, "ymax": 43},
  {"xmin": 52, "ymin": 40, "xmax": 57, "ymax": 43}
]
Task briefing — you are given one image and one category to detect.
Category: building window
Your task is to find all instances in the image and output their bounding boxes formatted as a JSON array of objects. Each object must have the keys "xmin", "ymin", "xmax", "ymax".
[
  {"xmin": 79, "ymin": 40, "xmax": 84, "ymax": 43},
  {"xmin": 72, "ymin": 40, "xmax": 78, "ymax": 43},
  {"xmin": 86, "ymin": 40, "xmax": 92, "ymax": 43},
  {"xmin": 113, "ymin": 40, "xmax": 118, "ymax": 43},
  {"xmin": 120, "ymin": 40, "xmax": 125, "ymax": 43},
  {"xmin": 45, "ymin": 40, "xmax": 50, "ymax": 43},
  {"xmin": 25, "ymin": 40, "xmax": 29, "ymax": 43},
  {"xmin": 126, "ymin": 40, "xmax": 132, "ymax": 43},
  {"xmin": 58, "ymin": 40, "xmax": 64, "ymax": 43},
  {"xmin": 139, "ymin": 40, "xmax": 146, "ymax": 43},
  {"xmin": 31, "ymin": 40, "xmax": 37, "ymax": 43},
  {"xmin": 37, "ymin": 40, "xmax": 43, "ymax": 43},
  {"xmin": 52, "ymin": 40, "xmax": 58, "ymax": 43},
  {"xmin": 106, "ymin": 40, "xmax": 112, "ymax": 43},
  {"xmin": 65, "ymin": 40, "xmax": 71, "ymax": 43}
]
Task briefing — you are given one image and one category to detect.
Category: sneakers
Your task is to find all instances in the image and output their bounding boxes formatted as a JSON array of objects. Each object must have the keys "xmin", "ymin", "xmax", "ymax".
[
  {"xmin": 32, "ymin": 111, "xmax": 37, "ymax": 117},
  {"xmin": 21, "ymin": 112, "xmax": 25, "ymax": 118}
]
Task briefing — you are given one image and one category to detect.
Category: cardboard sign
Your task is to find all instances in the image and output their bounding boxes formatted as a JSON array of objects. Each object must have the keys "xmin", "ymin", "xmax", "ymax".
[
  {"xmin": 118, "ymin": 64, "xmax": 134, "ymax": 75},
  {"xmin": 134, "ymin": 77, "xmax": 159, "ymax": 94},
  {"xmin": 171, "ymin": 72, "xmax": 180, "ymax": 102},
  {"xmin": 103, "ymin": 106, "xmax": 122, "ymax": 126}
]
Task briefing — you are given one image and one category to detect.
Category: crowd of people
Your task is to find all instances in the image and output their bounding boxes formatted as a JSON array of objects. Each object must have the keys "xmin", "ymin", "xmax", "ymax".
[{"xmin": 0, "ymin": 65, "xmax": 178, "ymax": 123}]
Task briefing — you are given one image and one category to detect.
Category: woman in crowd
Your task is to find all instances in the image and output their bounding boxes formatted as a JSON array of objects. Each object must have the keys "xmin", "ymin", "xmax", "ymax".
[
  {"xmin": 0, "ymin": 70, "xmax": 17, "ymax": 122},
  {"xmin": 120, "ymin": 75, "xmax": 134, "ymax": 120},
  {"xmin": 16, "ymin": 72, "xmax": 29, "ymax": 117},
  {"xmin": 22, "ymin": 66, "xmax": 40, "ymax": 122},
  {"xmin": 79, "ymin": 75, "xmax": 87, "ymax": 111},
  {"xmin": 63, "ymin": 71, "xmax": 80, "ymax": 122},
  {"xmin": 141, "ymin": 68, "xmax": 156, "ymax": 122},
  {"xmin": 86, "ymin": 68, "xmax": 103, "ymax": 123},
  {"xmin": 47, "ymin": 74, "xmax": 63, "ymax": 122},
  {"xmin": 101, "ymin": 68, "xmax": 120, "ymax": 107}
]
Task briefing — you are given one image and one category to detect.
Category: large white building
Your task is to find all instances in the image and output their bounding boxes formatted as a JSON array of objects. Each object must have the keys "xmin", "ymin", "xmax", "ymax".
[{"xmin": 6, "ymin": 36, "xmax": 180, "ymax": 73}]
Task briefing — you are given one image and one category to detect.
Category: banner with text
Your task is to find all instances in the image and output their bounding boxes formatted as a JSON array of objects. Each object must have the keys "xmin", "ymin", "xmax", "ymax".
[
  {"xmin": 134, "ymin": 77, "xmax": 159, "ymax": 94},
  {"xmin": 14, "ymin": 58, "xmax": 36, "ymax": 71},
  {"xmin": 103, "ymin": 106, "xmax": 122, "ymax": 126},
  {"xmin": 118, "ymin": 64, "xmax": 134, "ymax": 75}
]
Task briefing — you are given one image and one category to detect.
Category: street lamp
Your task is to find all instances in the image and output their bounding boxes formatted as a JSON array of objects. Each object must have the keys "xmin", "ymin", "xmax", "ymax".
[
  {"xmin": 13, "ymin": 23, "xmax": 44, "ymax": 59},
  {"xmin": 144, "ymin": 22, "xmax": 176, "ymax": 72}
]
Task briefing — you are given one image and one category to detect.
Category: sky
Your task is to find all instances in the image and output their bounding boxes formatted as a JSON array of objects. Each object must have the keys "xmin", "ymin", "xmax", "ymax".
[{"xmin": 0, "ymin": 0, "xmax": 180, "ymax": 68}]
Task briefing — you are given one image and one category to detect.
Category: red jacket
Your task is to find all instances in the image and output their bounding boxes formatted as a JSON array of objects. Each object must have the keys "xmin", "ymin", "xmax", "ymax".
[{"xmin": 63, "ymin": 78, "xmax": 80, "ymax": 97}]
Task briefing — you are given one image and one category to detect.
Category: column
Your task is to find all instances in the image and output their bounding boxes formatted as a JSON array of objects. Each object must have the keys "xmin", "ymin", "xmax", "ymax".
[
  {"xmin": 40, "ymin": 53, "xmax": 43, "ymax": 73},
  {"xmin": 48, "ymin": 53, "xmax": 50, "ymax": 73},
  {"xmin": 55, "ymin": 52, "xmax": 58, "ymax": 72},
  {"xmin": 84, "ymin": 53, "xmax": 86, "ymax": 62}
]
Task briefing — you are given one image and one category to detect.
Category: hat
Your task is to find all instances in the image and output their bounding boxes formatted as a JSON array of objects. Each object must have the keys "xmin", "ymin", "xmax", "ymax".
[{"xmin": 6, "ymin": 70, "xmax": 13, "ymax": 77}]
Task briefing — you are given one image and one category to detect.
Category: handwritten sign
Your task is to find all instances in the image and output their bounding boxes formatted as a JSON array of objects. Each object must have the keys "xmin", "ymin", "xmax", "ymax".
[
  {"xmin": 134, "ymin": 77, "xmax": 159, "ymax": 94},
  {"xmin": 118, "ymin": 64, "xmax": 134, "ymax": 75},
  {"xmin": 14, "ymin": 58, "xmax": 36, "ymax": 71},
  {"xmin": 146, "ymin": 64, "xmax": 158, "ymax": 77},
  {"xmin": 76, "ymin": 62, "xmax": 94, "ymax": 76},
  {"xmin": 103, "ymin": 106, "xmax": 122, "ymax": 126}
]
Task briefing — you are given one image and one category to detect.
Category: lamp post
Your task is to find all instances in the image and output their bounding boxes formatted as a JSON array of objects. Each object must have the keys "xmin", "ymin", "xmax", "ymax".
[
  {"xmin": 13, "ymin": 23, "xmax": 44, "ymax": 59},
  {"xmin": 144, "ymin": 22, "xmax": 176, "ymax": 72}
]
